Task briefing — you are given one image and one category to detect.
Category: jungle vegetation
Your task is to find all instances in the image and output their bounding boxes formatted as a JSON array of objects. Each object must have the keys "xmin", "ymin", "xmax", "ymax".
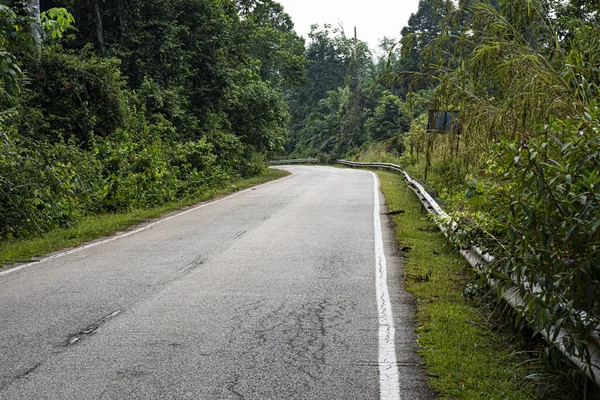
[
  {"xmin": 285, "ymin": 0, "xmax": 600, "ymax": 393},
  {"xmin": 0, "ymin": 0, "xmax": 305, "ymax": 239}
]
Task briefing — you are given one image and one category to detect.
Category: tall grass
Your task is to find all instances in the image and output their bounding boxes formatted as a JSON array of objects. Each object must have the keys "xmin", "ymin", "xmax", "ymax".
[{"xmin": 391, "ymin": 0, "xmax": 600, "ymax": 388}]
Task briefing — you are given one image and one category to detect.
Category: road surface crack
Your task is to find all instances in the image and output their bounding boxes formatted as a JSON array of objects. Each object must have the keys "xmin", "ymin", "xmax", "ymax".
[
  {"xmin": 63, "ymin": 310, "xmax": 121, "ymax": 346},
  {"xmin": 231, "ymin": 230, "xmax": 247, "ymax": 240},
  {"xmin": 224, "ymin": 373, "xmax": 245, "ymax": 399},
  {"xmin": 224, "ymin": 299, "xmax": 352, "ymax": 391},
  {"xmin": 178, "ymin": 255, "xmax": 206, "ymax": 275},
  {"xmin": 0, "ymin": 362, "xmax": 42, "ymax": 392}
]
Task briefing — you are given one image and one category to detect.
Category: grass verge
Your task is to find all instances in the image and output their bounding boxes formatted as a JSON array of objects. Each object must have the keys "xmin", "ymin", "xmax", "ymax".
[
  {"xmin": 377, "ymin": 169, "xmax": 548, "ymax": 399},
  {"xmin": 0, "ymin": 168, "xmax": 289, "ymax": 267}
]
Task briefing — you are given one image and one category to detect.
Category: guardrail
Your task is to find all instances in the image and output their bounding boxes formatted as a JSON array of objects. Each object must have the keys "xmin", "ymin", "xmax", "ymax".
[
  {"xmin": 269, "ymin": 158, "xmax": 318, "ymax": 165},
  {"xmin": 337, "ymin": 159, "xmax": 600, "ymax": 385}
]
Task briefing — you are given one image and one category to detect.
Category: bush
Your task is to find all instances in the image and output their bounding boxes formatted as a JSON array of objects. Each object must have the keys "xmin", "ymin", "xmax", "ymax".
[
  {"xmin": 474, "ymin": 104, "xmax": 600, "ymax": 371},
  {"xmin": 21, "ymin": 44, "xmax": 125, "ymax": 144},
  {"xmin": 0, "ymin": 130, "xmax": 103, "ymax": 238}
]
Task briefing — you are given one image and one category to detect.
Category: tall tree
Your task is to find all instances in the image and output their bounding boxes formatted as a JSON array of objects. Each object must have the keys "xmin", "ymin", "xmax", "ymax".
[
  {"xmin": 234, "ymin": 0, "xmax": 306, "ymax": 89},
  {"xmin": 394, "ymin": 0, "xmax": 455, "ymax": 95},
  {"xmin": 285, "ymin": 24, "xmax": 351, "ymax": 152}
]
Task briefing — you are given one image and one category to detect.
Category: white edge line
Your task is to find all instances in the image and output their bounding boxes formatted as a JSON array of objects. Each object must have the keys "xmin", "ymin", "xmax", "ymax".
[
  {"xmin": 372, "ymin": 171, "xmax": 401, "ymax": 400},
  {"xmin": 0, "ymin": 170, "xmax": 295, "ymax": 277}
]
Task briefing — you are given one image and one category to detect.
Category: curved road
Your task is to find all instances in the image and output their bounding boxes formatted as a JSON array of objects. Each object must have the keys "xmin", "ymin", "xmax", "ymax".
[{"xmin": 0, "ymin": 166, "xmax": 433, "ymax": 399}]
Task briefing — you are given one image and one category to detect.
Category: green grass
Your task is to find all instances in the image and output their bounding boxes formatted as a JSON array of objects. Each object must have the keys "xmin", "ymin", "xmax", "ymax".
[
  {"xmin": 0, "ymin": 168, "xmax": 289, "ymax": 267},
  {"xmin": 377, "ymin": 170, "xmax": 542, "ymax": 399}
]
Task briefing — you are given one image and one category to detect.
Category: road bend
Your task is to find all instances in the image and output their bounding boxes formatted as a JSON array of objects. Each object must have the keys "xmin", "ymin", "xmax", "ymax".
[{"xmin": 0, "ymin": 165, "xmax": 433, "ymax": 399}]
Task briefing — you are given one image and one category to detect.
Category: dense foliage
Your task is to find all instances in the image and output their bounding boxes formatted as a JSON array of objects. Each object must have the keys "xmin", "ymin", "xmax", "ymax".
[
  {"xmin": 0, "ymin": 0, "xmax": 305, "ymax": 239},
  {"xmin": 432, "ymin": 0, "xmax": 600, "ymax": 382},
  {"xmin": 390, "ymin": 0, "xmax": 600, "ymax": 382}
]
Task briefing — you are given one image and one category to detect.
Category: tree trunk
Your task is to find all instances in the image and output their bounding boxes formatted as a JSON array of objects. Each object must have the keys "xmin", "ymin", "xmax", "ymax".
[
  {"xmin": 94, "ymin": 0, "xmax": 107, "ymax": 55},
  {"xmin": 351, "ymin": 27, "xmax": 362, "ymax": 145},
  {"xmin": 117, "ymin": 0, "xmax": 126, "ymax": 39},
  {"xmin": 28, "ymin": 0, "xmax": 42, "ymax": 49}
]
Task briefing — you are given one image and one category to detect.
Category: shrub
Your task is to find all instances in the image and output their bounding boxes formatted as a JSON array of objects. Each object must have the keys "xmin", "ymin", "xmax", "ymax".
[{"xmin": 473, "ymin": 104, "xmax": 600, "ymax": 373}]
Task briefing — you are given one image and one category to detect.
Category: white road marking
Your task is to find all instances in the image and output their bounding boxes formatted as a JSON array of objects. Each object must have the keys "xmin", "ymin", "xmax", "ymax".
[
  {"xmin": 0, "ymin": 171, "xmax": 294, "ymax": 277},
  {"xmin": 372, "ymin": 172, "xmax": 401, "ymax": 400}
]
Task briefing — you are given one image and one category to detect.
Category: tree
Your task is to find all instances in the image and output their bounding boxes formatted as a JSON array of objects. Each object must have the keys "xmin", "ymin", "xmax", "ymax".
[
  {"xmin": 286, "ymin": 24, "xmax": 352, "ymax": 153},
  {"xmin": 234, "ymin": 0, "xmax": 306, "ymax": 89},
  {"xmin": 364, "ymin": 91, "xmax": 411, "ymax": 141},
  {"xmin": 286, "ymin": 24, "xmax": 374, "ymax": 157},
  {"xmin": 304, "ymin": 24, "xmax": 353, "ymax": 104},
  {"xmin": 394, "ymin": 0, "xmax": 455, "ymax": 95}
]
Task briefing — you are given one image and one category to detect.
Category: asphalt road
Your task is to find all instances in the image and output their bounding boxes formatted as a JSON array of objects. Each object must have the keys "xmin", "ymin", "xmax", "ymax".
[{"xmin": 0, "ymin": 166, "xmax": 434, "ymax": 399}]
